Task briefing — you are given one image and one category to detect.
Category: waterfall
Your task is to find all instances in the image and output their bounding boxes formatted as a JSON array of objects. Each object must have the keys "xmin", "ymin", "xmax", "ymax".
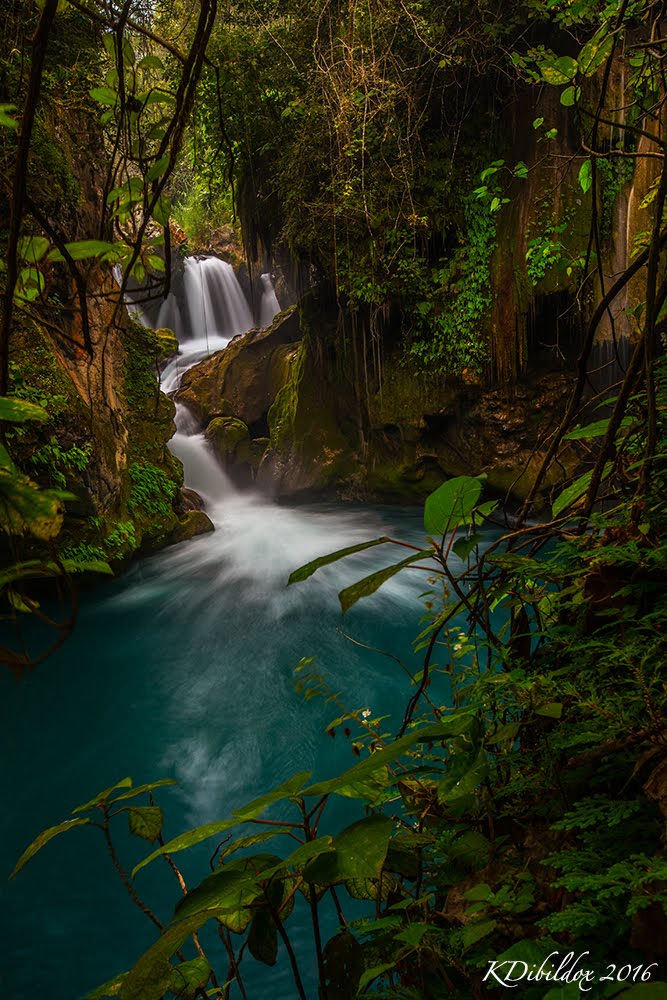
[
  {"xmin": 182, "ymin": 256, "xmax": 253, "ymax": 341},
  {"xmin": 259, "ymin": 272, "xmax": 281, "ymax": 328},
  {"xmin": 156, "ymin": 291, "xmax": 183, "ymax": 341}
]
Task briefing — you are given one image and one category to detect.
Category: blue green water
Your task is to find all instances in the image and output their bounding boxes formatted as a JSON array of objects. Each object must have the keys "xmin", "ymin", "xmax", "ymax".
[{"xmin": 1, "ymin": 496, "xmax": 464, "ymax": 999}]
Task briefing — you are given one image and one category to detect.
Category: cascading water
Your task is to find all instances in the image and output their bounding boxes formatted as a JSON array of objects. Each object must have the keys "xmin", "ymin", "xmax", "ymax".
[
  {"xmin": 259, "ymin": 271, "xmax": 281, "ymax": 328},
  {"xmin": 160, "ymin": 260, "xmax": 422, "ymax": 604},
  {"xmin": 2, "ymin": 255, "xmax": 464, "ymax": 1000}
]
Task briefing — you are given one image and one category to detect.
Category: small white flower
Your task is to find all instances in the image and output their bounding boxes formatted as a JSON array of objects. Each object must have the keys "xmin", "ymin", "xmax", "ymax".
[
  {"xmin": 453, "ymin": 643, "xmax": 462, "ymax": 652},
  {"xmin": 361, "ymin": 708, "xmax": 371, "ymax": 719}
]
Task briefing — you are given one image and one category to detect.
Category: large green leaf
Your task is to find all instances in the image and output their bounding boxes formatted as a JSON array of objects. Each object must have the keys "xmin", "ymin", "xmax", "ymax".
[
  {"xmin": 18, "ymin": 236, "xmax": 49, "ymax": 264},
  {"xmin": 173, "ymin": 855, "xmax": 277, "ymax": 929},
  {"xmin": 232, "ymin": 770, "xmax": 311, "ymax": 821},
  {"xmin": 110, "ymin": 778, "xmax": 177, "ymax": 804},
  {"xmin": 303, "ymin": 814, "xmax": 393, "ymax": 885},
  {"xmin": 133, "ymin": 772, "xmax": 310, "ymax": 878},
  {"xmin": 540, "ymin": 55, "xmax": 578, "ymax": 85},
  {"xmin": 288, "ymin": 536, "xmax": 392, "ymax": 584},
  {"xmin": 119, "ymin": 914, "xmax": 210, "ymax": 1000},
  {"xmin": 302, "ymin": 715, "xmax": 476, "ymax": 798},
  {"xmin": 11, "ymin": 818, "xmax": 91, "ymax": 878},
  {"xmin": 424, "ymin": 476, "xmax": 483, "ymax": 537},
  {"xmin": 0, "ymin": 472, "xmax": 69, "ymax": 539},
  {"xmin": 338, "ymin": 549, "xmax": 434, "ymax": 614},
  {"xmin": 578, "ymin": 32, "xmax": 614, "ymax": 77},
  {"xmin": 47, "ymin": 239, "xmax": 115, "ymax": 262},
  {"xmin": 437, "ymin": 749, "xmax": 488, "ymax": 805},
  {"xmin": 127, "ymin": 806, "xmax": 163, "ymax": 842},
  {"xmin": 74, "ymin": 777, "xmax": 133, "ymax": 813},
  {"xmin": 86, "ymin": 972, "xmax": 127, "ymax": 999},
  {"xmin": 322, "ymin": 931, "xmax": 364, "ymax": 998},
  {"xmin": 552, "ymin": 464, "xmax": 611, "ymax": 518},
  {"xmin": 0, "ymin": 103, "xmax": 18, "ymax": 130},
  {"xmin": 90, "ymin": 87, "xmax": 119, "ymax": 107},
  {"xmin": 167, "ymin": 957, "xmax": 211, "ymax": 999},
  {"xmin": 248, "ymin": 907, "xmax": 278, "ymax": 966},
  {"xmin": 564, "ymin": 416, "xmax": 633, "ymax": 441},
  {"xmin": 0, "ymin": 395, "xmax": 48, "ymax": 423}
]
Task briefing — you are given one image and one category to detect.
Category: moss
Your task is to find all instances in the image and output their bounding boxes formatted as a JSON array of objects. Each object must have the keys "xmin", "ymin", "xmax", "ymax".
[
  {"xmin": 168, "ymin": 510, "xmax": 215, "ymax": 545},
  {"xmin": 365, "ymin": 460, "xmax": 444, "ymax": 502},
  {"xmin": 205, "ymin": 416, "xmax": 250, "ymax": 464},
  {"xmin": 128, "ymin": 461, "xmax": 178, "ymax": 517},
  {"xmin": 266, "ymin": 339, "xmax": 355, "ymax": 491},
  {"xmin": 155, "ymin": 328, "xmax": 179, "ymax": 360},
  {"xmin": 122, "ymin": 322, "xmax": 164, "ymax": 416}
]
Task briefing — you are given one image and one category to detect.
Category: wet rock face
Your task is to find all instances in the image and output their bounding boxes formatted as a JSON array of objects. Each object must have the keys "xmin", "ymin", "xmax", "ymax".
[
  {"xmin": 176, "ymin": 307, "xmax": 301, "ymax": 431},
  {"xmin": 175, "ymin": 303, "xmax": 577, "ymax": 506}
]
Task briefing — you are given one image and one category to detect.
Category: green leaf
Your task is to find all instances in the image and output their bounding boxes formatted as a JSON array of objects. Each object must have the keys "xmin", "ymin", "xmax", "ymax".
[
  {"xmin": 168, "ymin": 957, "xmax": 211, "ymax": 999},
  {"xmin": 462, "ymin": 917, "xmax": 497, "ymax": 949},
  {"xmin": 47, "ymin": 239, "xmax": 115, "ymax": 263},
  {"xmin": 552, "ymin": 464, "xmax": 611, "ymax": 518},
  {"xmin": 18, "ymin": 235, "xmax": 49, "ymax": 263},
  {"xmin": 219, "ymin": 828, "xmax": 292, "ymax": 861},
  {"xmin": 578, "ymin": 160, "xmax": 592, "ymax": 195},
  {"xmin": 0, "ymin": 103, "xmax": 18, "ymax": 130},
  {"xmin": 127, "ymin": 806, "xmax": 163, "ymax": 842},
  {"xmin": 564, "ymin": 415, "xmax": 633, "ymax": 440},
  {"xmin": 424, "ymin": 475, "xmax": 483, "ymax": 536},
  {"xmin": 0, "ymin": 472, "xmax": 67, "ymax": 539},
  {"xmin": 152, "ymin": 193, "xmax": 171, "ymax": 227},
  {"xmin": 146, "ymin": 155, "xmax": 170, "ymax": 183},
  {"xmin": 302, "ymin": 716, "xmax": 476, "ymax": 798},
  {"xmin": 394, "ymin": 922, "xmax": 433, "ymax": 948},
  {"xmin": 560, "ymin": 85, "xmax": 578, "ymax": 106},
  {"xmin": 541, "ymin": 55, "xmax": 578, "ymax": 85},
  {"xmin": 90, "ymin": 86, "xmax": 119, "ymax": 107},
  {"xmin": 141, "ymin": 90, "xmax": 176, "ymax": 107},
  {"xmin": 73, "ymin": 777, "xmax": 133, "ymax": 813},
  {"xmin": 288, "ymin": 536, "xmax": 392, "ymax": 584},
  {"xmin": 173, "ymin": 856, "xmax": 272, "ymax": 925},
  {"xmin": 132, "ymin": 772, "xmax": 311, "ymax": 878},
  {"xmin": 102, "ymin": 33, "xmax": 116, "ymax": 59},
  {"xmin": 322, "ymin": 931, "xmax": 364, "ymax": 998},
  {"xmin": 338, "ymin": 549, "xmax": 434, "ymax": 614},
  {"xmin": 535, "ymin": 702, "xmax": 563, "ymax": 719},
  {"xmin": 11, "ymin": 818, "xmax": 91, "ymax": 878},
  {"xmin": 358, "ymin": 961, "xmax": 397, "ymax": 990},
  {"xmin": 248, "ymin": 907, "xmax": 278, "ymax": 966},
  {"xmin": 86, "ymin": 972, "xmax": 127, "ymax": 999},
  {"xmin": 233, "ymin": 770, "xmax": 311, "ymax": 821},
  {"xmin": 122, "ymin": 38, "xmax": 136, "ymax": 66},
  {"xmin": 578, "ymin": 32, "xmax": 614, "ymax": 77},
  {"xmin": 0, "ymin": 395, "xmax": 48, "ymax": 423},
  {"xmin": 438, "ymin": 750, "xmax": 487, "ymax": 805},
  {"xmin": 303, "ymin": 814, "xmax": 393, "ymax": 885},
  {"xmin": 453, "ymin": 532, "xmax": 482, "ymax": 561},
  {"xmin": 58, "ymin": 558, "xmax": 113, "ymax": 577},
  {"xmin": 138, "ymin": 55, "xmax": 165, "ymax": 72},
  {"xmin": 281, "ymin": 836, "xmax": 335, "ymax": 872}
]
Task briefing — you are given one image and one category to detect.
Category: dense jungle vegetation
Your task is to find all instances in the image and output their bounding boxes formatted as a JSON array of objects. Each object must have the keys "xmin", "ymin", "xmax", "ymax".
[{"xmin": 2, "ymin": 0, "xmax": 667, "ymax": 997}]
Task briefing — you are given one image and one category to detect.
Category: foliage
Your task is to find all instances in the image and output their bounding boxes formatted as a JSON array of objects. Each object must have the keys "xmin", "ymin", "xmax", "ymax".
[
  {"xmin": 128, "ymin": 461, "xmax": 177, "ymax": 517},
  {"xmin": 29, "ymin": 437, "xmax": 92, "ymax": 490},
  {"xmin": 5, "ymin": 0, "xmax": 667, "ymax": 994}
]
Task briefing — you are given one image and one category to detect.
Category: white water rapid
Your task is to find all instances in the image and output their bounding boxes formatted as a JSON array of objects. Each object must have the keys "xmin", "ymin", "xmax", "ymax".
[
  {"xmin": 260, "ymin": 271, "xmax": 281, "ymax": 328},
  {"xmin": 120, "ymin": 255, "xmax": 432, "ymax": 617}
]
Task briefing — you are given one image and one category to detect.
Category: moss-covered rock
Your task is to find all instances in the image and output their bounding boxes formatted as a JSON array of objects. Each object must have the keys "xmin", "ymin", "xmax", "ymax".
[
  {"xmin": 176, "ymin": 306, "xmax": 301, "ymax": 429},
  {"xmin": 259, "ymin": 339, "xmax": 356, "ymax": 496},
  {"xmin": 205, "ymin": 417, "xmax": 251, "ymax": 464},
  {"xmin": 168, "ymin": 510, "xmax": 215, "ymax": 545}
]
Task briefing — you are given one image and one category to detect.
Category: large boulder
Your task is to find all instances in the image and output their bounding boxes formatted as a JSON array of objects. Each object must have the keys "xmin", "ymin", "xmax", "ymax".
[{"xmin": 176, "ymin": 307, "xmax": 301, "ymax": 431}]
